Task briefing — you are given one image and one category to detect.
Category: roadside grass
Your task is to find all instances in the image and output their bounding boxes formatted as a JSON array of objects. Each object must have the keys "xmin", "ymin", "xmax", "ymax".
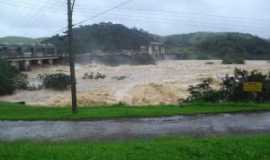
[
  {"xmin": 1, "ymin": 135, "xmax": 270, "ymax": 160},
  {"xmin": 0, "ymin": 101, "xmax": 270, "ymax": 121}
]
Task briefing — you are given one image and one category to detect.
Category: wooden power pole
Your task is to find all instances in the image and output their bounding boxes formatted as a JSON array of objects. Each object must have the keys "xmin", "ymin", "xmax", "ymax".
[{"xmin": 67, "ymin": 0, "xmax": 77, "ymax": 113}]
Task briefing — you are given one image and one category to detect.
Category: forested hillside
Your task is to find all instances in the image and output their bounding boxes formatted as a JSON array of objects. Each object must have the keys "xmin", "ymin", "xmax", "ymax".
[
  {"xmin": 44, "ymin": 22, "xmax": 155, "ymax": 53},
  {"xmin": 0, "ymin": 36, "xmax": 40, "ymax": 45},
  {"xmin": 164, "ymin": 32, "xmax": 270, "ymax": 59},
  {"xmin": 2, "ymin": 23, "xmax": 270, "ymax": 60}
]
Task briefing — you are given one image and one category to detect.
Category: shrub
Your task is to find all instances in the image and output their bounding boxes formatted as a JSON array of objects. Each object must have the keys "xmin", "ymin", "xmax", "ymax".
[
  {"xmin": 112, "ymin": 76, "xmax": 127, "ymax": 81},
  {"xmin": 222, "ymin": 69, "xmax": 269, "ymax": 101},
  {"xmin": 82, "ymin": 72, "xmax": 106, "ymax": 80},
  {"xmin": 0, "ymin": 60, "xmax": 29, "ymax": 95},
  {"xmin": 187, "ymin": 68, "xmax": 270, "ymax": 103},
  {"xmin": 0, "ymin": 60, "xmax": 19, "ymax": 95},
  {"xmin": 187, "ymin": 78, "xmax": 222, "ymax": 102},
  {"xmin": 205, "ymin": 62, "xmax": 215, "ymax": 65},
  {"xmin": 14, "ymin": 74, "xmax": 29, "ymax": 90},
  {"xmin": 43, "ymin": 73, "xmax": 71, "ymax": 90},
  {"xmin": 0, "ymin": 60, "xmax": 28, "ymax": 95}
]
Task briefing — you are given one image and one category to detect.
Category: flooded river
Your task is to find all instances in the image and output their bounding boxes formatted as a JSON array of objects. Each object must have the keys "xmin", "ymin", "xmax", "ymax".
[{"xmin": 0, "ymin": 60, "xmax": 269, "ymax": 106}]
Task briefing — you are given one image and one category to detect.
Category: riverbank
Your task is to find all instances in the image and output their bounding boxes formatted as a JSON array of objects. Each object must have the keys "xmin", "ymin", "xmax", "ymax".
[{"xmin": 0, "ymin": 102, "xmax": 270, "ymax": 121}]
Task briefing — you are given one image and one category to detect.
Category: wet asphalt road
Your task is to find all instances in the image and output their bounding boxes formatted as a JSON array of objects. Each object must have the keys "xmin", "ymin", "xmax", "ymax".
[{"xmin": 1, "ymin": 112, "xmax": 270, "ymax": 141}]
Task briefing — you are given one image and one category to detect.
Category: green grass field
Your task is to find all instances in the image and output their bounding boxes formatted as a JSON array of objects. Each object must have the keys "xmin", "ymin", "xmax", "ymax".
[
  {"xmin": 1, "ymin": 135, "xmax": 270, "ymax": 160},
  {"xmin": 0, "ymin": 102, "xmax": 270, "ymax": 121}
]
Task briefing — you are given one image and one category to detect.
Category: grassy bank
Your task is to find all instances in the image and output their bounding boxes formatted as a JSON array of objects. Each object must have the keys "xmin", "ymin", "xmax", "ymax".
[
  {"xmin": 1, "ymin": 135, "xmax": 270, "ymax": 160},
  {"xmin": 0, "ymin": 102, "xmax": 270, "ymax": 121}
]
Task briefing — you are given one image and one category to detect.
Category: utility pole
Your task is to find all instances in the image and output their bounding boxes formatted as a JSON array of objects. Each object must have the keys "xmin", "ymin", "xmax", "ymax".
[{"xmin": 67, "ymin": 0, "xmax": 77, "ymax": 113}]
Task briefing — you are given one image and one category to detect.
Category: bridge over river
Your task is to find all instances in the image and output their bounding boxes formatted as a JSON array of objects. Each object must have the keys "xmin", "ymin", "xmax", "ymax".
[
  {"xmin": 6, "ymin": 55, "xmax": 63, "ymax": 71},
  {"xmin": 0, "ymin": 44, "xmax": 63, "ymax": 70}
]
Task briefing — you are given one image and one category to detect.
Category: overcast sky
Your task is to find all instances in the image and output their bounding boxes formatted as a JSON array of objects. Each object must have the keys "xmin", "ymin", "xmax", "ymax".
[{"xmin": 1, "ymin": 0, "xmax": 270, "ymax": 38}]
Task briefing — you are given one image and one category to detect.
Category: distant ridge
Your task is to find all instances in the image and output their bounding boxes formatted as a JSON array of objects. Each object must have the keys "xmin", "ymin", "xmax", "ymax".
[
  {"xmin": 3, "ymin": 22, "xmax": 270, "ymax": 60},
  {"xmin": 164, "ymin": 32, "xmax": 270, "ymax": 59},
  {"xmin": 0, "ymin": 36, "xmax": 46, "ymax": 45}
]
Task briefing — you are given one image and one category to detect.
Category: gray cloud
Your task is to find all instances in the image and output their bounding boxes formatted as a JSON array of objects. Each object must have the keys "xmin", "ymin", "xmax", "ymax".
[{"xmin": 1, "ymin": 0, "xmax": 270, "ymax": 38}]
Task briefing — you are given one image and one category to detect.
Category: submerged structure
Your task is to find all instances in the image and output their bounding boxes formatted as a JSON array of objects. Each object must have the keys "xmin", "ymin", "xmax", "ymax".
[
  {"xmin": 0, "ymin": 43, "xmax": 63, "ymax": 71},
  {"xmin": 140, "ymin": 42, "xmax": 166, "ymax": 59},
  {"xmin": 76, "ymin": 41, "xmax": 167, "ymax": 65}
]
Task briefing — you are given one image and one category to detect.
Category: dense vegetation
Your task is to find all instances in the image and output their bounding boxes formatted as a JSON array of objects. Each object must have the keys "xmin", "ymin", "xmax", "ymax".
[
  {"xmin": 0, "ymin": 60, "xmax": 28, "ymax": 95},
  {"xmin": 0, "ymin": 36, "xmax": 41, "ymax": 45},
  {"xmin": 187, "ymin": 69, "xmax": 270, "ymax": 102},
  {"xmin": 222, "ymin": 56, "xmax": 245, "ymax": 64},
  {"xmin": 0, "ymin": 60, "xmax": 18, "ymax": 95},
  {"xmin": 2, "ymin": 23, "xmax": 270, "ymax": 60},
  {"xmin": 44, "ymin": 22, "xmax": 155, "ymax": 53},
  {"xmin": 42, "ymin": 73, "xmax": 71, "ymax": 90},
  {"xmin": 165, "ymin": 32, "xmax": 270, "ymax": 59},
  {"xmin": 1, "ymin": 135, "xmax": 270, "ymax": 160},
  {"xmin": 45, "ymin": 24, "xmax": 270, "ymax": 60}
]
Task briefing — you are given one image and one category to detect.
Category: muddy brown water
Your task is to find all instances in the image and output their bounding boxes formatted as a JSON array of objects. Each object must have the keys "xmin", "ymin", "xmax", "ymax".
[
  {"xmin": 0, "ymin": 60, "xmax": 269, "ymax": 106},
  {"xmin": 1, "ymin": 112, "xmax": 270, "ymax": 141}
]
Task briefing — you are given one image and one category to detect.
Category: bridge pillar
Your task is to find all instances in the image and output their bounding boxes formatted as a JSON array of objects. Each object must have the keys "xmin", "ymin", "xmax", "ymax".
[
  {"xmin": 24, "ymin": 60, "xmax": 31, "ymax": 71},
  {"xmin": 48, "ymin": 59, "xmax": 54, "ymax": 65},
  {"xmin": 148, "ymin": 46, "xmax": 153, "ymax": 55},
  {"xmin": 161, "ymin": 47, "xmax": 166, "ymax": 55},
  {"xmin": 37, "ymin": 60, "xmax": 43, "ymax": 65}
]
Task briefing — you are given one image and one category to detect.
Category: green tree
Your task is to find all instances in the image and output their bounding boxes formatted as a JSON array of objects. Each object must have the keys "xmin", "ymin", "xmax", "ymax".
[{"xmin": 0, "ymin": 60, "xmax": 19, "ymax": 95}]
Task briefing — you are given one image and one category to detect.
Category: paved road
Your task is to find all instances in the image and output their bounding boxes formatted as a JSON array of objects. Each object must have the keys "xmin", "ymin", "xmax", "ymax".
[{"xmin": 1, "ymin": 112, "xmax": 270, "ymax": 141}]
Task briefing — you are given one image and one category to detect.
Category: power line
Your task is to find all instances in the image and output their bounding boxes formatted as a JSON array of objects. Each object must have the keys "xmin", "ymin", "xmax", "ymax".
[
  {"xmin": 53, "ymin": 0, "xmax": 134, "ymax": 34},
  {"xmin": 73, "ymin": 0, "xmax": 134, "ymax": 27},
  {"xmin": 73, "ymin": 9, "xmax": 269, "ymax": 32},
  {"xmin": 119, "ymin": 8, "xmax": 270, "ymax": 23},
  {"xmin": 74, "ymin": 5, "xmax": 270, "ymax": 26},
  {"xmin": 1, "ymin": 0, "xmax": 269, "ymax": 37},
  {"xmin": 72, "ymin": 11, "xmax": 267, "ymax": 35},
  {"xmin": 27, "ymin": 0, "xmax": 53, "ymax": 29},
  {"xmin": 70, "ymin": 3, "xmax": 270, "ymax": 35}
]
